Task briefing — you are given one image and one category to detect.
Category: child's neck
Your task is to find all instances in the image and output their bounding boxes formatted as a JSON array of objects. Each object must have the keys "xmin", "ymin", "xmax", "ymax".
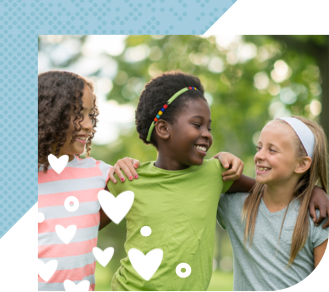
[
  {"xmin": 263, "ymin": 180, "xmax": 298, "ymax": 213},
  {"xmin": 51, "ymin": 145, "xmax": 75, "ymax": 162},
  {"xmin": 154, "ymin": 153, "xmax": 191, "ymax": 171}
]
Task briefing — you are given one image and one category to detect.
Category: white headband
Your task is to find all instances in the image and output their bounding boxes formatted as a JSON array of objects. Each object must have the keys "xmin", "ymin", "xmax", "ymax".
[{"xmin": 278, "ymin": 117, "xmax": 315, "ymax": 159}]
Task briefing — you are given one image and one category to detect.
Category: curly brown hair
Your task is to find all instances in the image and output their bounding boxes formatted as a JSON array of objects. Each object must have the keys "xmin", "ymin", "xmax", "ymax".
[{"xmin": 38, "ymin": 71, "xmax": 99, "ymax": 172}]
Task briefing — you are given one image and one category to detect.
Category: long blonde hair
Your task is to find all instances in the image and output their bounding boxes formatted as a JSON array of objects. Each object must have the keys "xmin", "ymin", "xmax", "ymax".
[{"xmin": 242, "ymin": 116, "xmax": 328, "ymax": 266}]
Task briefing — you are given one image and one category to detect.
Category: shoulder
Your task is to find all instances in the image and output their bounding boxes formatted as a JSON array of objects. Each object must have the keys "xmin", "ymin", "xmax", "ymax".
[
  {"xmin": 201, "ymin": 158, "xmax": 224, "ymax": 173},
  {"xmin": 108, "ymin": 161, "xmax": 154, "ymax": 195},
  {"xmin": 309, "ymin": 212, "xmax": 329, "ymax": 248},
  {"xmin": 218, "ymin": 192, "xmax": 248, "ymax": 218},
  {"xmin": 218, "ymin": 192, "xmax": 248, "ymax": 227},
  {"xmin": 220, "ymin": 192, "xmax": 249, "ymax": 206}
]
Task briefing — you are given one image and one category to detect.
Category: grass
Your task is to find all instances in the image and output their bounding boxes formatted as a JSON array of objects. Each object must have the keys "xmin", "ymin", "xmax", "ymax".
[{"xmin": 95, "ymin": 263, "xmax": 233, "ymax": 291}]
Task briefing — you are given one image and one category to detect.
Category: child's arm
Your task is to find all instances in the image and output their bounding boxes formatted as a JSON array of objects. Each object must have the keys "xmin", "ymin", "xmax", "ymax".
[
  {"xmin": 215, "ymin": 153, "xmax": 329, "ymax": 224},
  {"xmin": 226, "ymin": 177, "xmax": 329, "ymax": 224},
  {"xmin": 108, "ymin": 157, "xmax": 140, "ymax": 183},
  {"xmin": 213, "ymin": 152, "xmax": 255, "ymax": 193},
  {"xmin": 99, "ymin": 157, "xmax": 140, "ymax": 230},
  {"xmin": 213, "ymin": 152, "xmax": 244, "ymax": 181},
  {"xmin": 314, "ymin": 239, "xmax": 328, "ymax": 268},
  {"xmin": 226, "ymin": 175, "xmax": 256, "ymax": 193},
  {"xmin": 309, "ymin": 186, "xmax": 329, "ymax": 228}
]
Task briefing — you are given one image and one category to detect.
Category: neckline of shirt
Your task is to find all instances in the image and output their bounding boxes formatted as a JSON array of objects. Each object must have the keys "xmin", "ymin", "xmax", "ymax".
[{"xmin": 259, "ymin": 197, "xmax": 299, "ymax": 217}]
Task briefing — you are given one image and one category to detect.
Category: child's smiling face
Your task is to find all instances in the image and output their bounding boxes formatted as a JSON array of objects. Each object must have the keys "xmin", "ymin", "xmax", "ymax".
[
  {"xmin": 57, "ymin": 84, "xmax": 94, "ymax": 161},
  {"xmin": 254, "ymin": 122, "xmax": 301, "ymax": 186},
  {"xmin": 164, "ymin": 98, "xmax": 213, "ymax": 168}
]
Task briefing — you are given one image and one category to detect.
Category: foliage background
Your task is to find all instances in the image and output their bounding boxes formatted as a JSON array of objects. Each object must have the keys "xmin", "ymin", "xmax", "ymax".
[{"xmin": 38, "ymin": 35, "xmax": 328, "ymax": 291}]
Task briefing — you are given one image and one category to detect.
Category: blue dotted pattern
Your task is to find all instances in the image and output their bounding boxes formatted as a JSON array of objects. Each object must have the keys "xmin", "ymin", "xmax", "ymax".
[{"xmin": 0, "ymin": 0, "xmax": 236, "ymax": 238}]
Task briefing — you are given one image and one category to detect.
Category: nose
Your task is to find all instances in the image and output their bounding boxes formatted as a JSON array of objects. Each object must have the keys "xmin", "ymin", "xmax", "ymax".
[
  {"xmin": 82, "ymin": 114, "xmax": 93, "ymax": 132},
  {"xmin": 254, "ymin": 147, "xmax": 265, "ymax": 162},
  {"xmin": 201, "ymin": 127, "xmax": 212, "ymax": 142}
]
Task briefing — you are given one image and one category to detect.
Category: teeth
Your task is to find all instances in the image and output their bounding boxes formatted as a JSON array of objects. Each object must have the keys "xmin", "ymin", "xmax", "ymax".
[
  {"xmin": 258, "ymin": 167, "xmax": 270, "ymax": 171},
  {"xmin": 78, "ymin": 137, "xmax": 87, "ymax": 140},
  {"xmin": 196, "ymin": 145, "xmax": 207, "ymax": 152}
]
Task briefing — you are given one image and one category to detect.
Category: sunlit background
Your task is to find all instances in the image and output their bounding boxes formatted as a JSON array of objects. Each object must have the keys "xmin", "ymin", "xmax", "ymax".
[{"xmin": 38, "ymin": 35, "xmax": 328, "ymax": 291}]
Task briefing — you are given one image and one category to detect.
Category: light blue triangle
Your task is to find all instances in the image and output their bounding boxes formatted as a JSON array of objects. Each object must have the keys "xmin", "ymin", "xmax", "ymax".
[{"xmin": 1, "ymin": 203, "xmax": 37, "ymax": 239}]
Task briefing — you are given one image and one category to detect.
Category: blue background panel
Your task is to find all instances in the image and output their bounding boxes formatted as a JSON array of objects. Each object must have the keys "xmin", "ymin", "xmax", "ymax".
[{"xmin": 0, "ymin": 0, "xmax": 237, "ymax": 238}]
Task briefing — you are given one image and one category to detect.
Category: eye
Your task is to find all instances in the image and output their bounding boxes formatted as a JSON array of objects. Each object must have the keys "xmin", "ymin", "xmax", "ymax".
[
  {"xmin": 193, "ymin": 124, "xmax": 201, "ymax": 128},
  {"xmin": 269, "ymin": 148, "xmax": 276, "ymax": 153},
  {"xmin": 256, "ymin": 146, "xmax": 261, "ymax": 152},
  {"xmin": 208, "ymin": 128, "xmax": 212, "ymax": 132}
]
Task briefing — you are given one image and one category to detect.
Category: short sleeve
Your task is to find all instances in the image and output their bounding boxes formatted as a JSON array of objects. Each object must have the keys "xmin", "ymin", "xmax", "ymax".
[
  {"xmin": 107, "ymin": 174, "xmax": 125, "ymax": 197},
  {"xmin": 217, "ymin": 193, "xmax": 228, "ymax": 230},
  {"xmin": 213, "ymin": 159, "xmax": 234, "ymax": 192},
  {"xmin": 98, "ymin": 160, "xmax": 112, "ymax": 184},
  {"xmin": 311, "ymin": 210, "xmax": 329, "ymax": 248}
]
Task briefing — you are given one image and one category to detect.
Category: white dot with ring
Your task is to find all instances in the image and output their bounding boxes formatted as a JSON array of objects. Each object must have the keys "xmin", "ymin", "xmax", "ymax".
[
  {"xmin": 176, "ymin": 263, "xmax": 191, "ymax": 278},
  {"xmin": 64, "ymin": 196, "xmax": 79, "ymax": 212}
]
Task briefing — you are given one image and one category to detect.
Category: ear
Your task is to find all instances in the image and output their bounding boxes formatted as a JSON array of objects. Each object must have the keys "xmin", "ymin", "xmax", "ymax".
[
  {"xmin": 154, "ymin": 120, "xmax": 170, "ymax": 140},
  {"xmin": 295, "ymin": 157, "xmax": 312, "ymax": 174}
]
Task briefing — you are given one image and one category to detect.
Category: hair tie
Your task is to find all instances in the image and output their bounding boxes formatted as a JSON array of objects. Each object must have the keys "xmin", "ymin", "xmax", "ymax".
[
  {"xmin": 146, "ymin": 87, "xmax": 198, "ymax": 142},
  {"xmin": 277, "ymin": 117, "xmax": 315, "ymax": 159}
]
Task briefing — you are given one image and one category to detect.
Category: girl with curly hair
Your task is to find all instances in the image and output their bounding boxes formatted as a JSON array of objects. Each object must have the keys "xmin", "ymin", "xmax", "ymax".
[{"xmin": 38, "ymin": 71, "xmax": 139, "ymax": 291}]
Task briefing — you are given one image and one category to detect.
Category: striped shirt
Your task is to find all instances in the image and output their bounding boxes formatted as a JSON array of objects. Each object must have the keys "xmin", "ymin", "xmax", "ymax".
[{"xmin": 38, "ymin": 156, "xmax": 111, "ymax": 291}]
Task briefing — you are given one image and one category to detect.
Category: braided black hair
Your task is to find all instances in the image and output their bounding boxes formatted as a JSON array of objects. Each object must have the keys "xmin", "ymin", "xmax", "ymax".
[{"xmin": 136, "ymin": 70, "xmax": 206, "ymax": 148}]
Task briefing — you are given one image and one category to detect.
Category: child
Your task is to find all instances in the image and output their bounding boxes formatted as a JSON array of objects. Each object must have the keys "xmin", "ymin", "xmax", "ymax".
[
  {"xmin": 217, "ymin": 116, "xmax": 329, "ymax": 290},
  {"xmin": 38, "ymin": 71, "xmax": 140, "ymax": 291},
  {"xmin": 107, "ymin": 71, "xmax": 260, "ymax": 291},
  {"xmin": 108, "ymin": 72, "xmax": 329, "ymax": 291}
]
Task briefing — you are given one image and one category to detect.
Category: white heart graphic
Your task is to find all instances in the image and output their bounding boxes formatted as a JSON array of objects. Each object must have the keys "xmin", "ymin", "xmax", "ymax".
[
  {"xmin": 48, "ymin": 154, "xmax": 69, "ymax": 174},
  {"xmin": 128, "ymin": 248, "xmax": 163, "ymax": 281},
  {"xmin": 93, "ymin": 247, "xmax": 114, "ymax": 267},
  {"xmin": 98, "ymin": 190, "xmax": 134, "ymax": 224},
  {"xmin": 38, "ymin": 212, "xmax": 45, "ymax": 223},
  {"xmin": 38, "ymin": 259, "xmax": 58, "ymax": 282},
  {"xmin": 64, "ymin": 279, "xmax": 90, "ymax": 291},
  {"xmin": 55, "ymin": 225, "xmax": 77, "ymax": 245}
]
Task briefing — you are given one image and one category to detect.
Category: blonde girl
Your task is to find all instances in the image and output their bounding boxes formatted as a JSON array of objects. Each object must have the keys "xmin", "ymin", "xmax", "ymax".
[{"xmin": 217, "ymin": 116, "xmax": 328, "ymax": 290}]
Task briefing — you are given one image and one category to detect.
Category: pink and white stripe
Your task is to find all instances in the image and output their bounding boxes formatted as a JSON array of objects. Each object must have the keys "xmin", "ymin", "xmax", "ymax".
[{"xmin": 38, "ymin": 156, "xmax": 111, "ymax": 291}]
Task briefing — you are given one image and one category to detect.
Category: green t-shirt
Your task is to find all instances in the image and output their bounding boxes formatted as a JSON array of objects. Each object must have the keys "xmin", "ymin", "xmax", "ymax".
[{"xmin": 108, "ymin": 158, "xmax": 232, "ymax": 291}]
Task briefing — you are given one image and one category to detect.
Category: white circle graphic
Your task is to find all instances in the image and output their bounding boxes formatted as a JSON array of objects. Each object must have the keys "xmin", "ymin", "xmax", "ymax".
[
  {"xmin": 176, "ymin": 263, "xmax": 191, "ymax": 278},
  {"xmin": 38, "ymin": 212, "xmax": 45, "ymax": 223},
  {"xmin": 64, "ymin": 196, "xmax": 79, "ymax": 212},
  {"xmin": 140, "ymin": 226, "xmax": 152, "ymax": 237}
]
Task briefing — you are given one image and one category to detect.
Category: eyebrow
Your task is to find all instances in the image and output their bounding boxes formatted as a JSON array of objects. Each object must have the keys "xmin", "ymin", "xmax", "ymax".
[
  {"xmin": 191, "ymin": 115, "xmax": 212, "ymax": 123},
  {"xmin": 258, "ymin": 141, "xmax": 278, "ymax": 148},
  {"xmin": 82, "ymin": 107, "xmax": 93, "ymax": 111}
]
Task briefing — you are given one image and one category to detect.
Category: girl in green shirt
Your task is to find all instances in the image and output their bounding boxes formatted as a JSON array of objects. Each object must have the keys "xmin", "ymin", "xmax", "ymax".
[{"xmin": 107, "ymin": 71, "xmax": 328, "ymax": 291}]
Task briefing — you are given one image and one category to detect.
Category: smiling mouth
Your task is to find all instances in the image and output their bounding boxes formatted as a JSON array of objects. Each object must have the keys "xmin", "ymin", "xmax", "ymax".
[
  {"xmin": 76, "ymin": 136, "xmax": 88, "ymax": 144},
  {"xmin": 257, "ymin": 166, "xmax": 271, "ymax": 171},
  {"xmin": 195, "ymin": 145, "xmax": 207, "ymax": 152}
]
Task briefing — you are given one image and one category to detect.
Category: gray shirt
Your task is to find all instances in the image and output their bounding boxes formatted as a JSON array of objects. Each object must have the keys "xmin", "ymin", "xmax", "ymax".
[{"xmin": 217, "ymin": 192, "xmax": 328, "ymax": 291}]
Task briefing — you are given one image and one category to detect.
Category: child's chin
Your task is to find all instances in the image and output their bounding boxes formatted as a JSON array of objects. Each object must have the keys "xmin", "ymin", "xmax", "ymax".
[
  {"xmin": 74, "ymin": 147, "xmax": 85, "ymax": 154},
  {"xmin": 255, "ymin": 176, "xmax": 269, "ymax": 184},
  {"xmin": 194, "ymin": 158, "xmax": 204, "ymax": 166}
]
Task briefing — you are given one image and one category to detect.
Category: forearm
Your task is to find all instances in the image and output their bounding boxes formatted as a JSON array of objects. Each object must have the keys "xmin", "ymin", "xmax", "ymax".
[{"xmin": 226, "ymin": 174, "xmax": 256, "ymax": 193}]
